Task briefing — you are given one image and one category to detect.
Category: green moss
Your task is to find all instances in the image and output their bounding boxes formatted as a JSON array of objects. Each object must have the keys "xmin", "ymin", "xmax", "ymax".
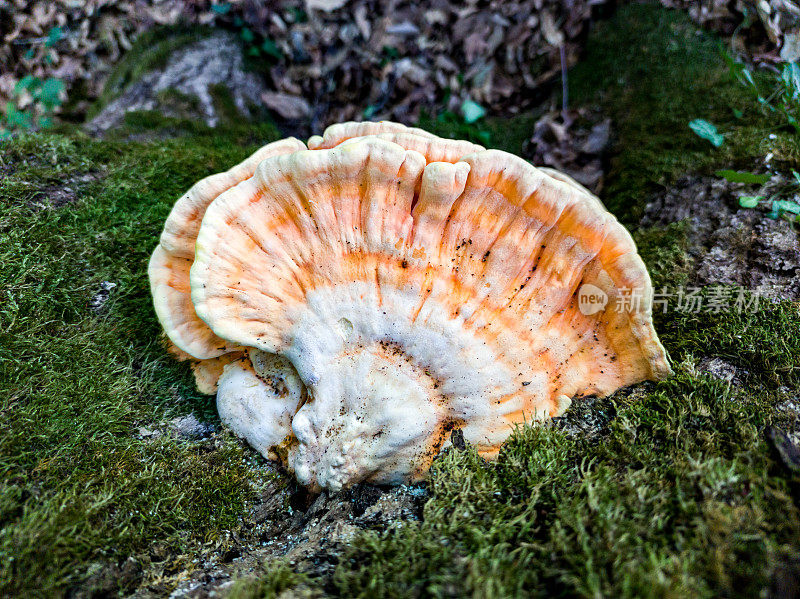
[
  {"xmin": 209, "ymin": 83, "xmax": 250, "ymax": 125},
  {"xmin": 227, "ymin": 562, "xmax": 318, "ymax": 599},
  {"xmin": 155, "ymin": 88, "xmax": 203, "ymax": 118},
  {"xmin": 659, "ymin": 292, "xmax": 800, "ymax": 389},
  {"xmin": 569, "ymin": 3, "xmax": 800, "ymax": 223},
  {"xmin": 633, "ymin": 221, "xmax": 694, "ymax": 289},
  {"xmin": 418, "ymin": 111, "xmax": 542, "ymax": 156},
  {"xmin": 99, "ymin": 109, "xmax": 280, "ymax": 146},
  {"xmin": 0, "ymin": 126, "xmax": 282, "ymax": 595},
  {"xmin": 117, "ymin": 109, "xmax": 212, "ymax": 138}
]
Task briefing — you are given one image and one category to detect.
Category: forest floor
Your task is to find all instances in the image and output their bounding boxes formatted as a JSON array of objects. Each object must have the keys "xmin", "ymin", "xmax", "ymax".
[{"xmin": 1, "ymin": 3, "xmax": 800, "ymax": 598}]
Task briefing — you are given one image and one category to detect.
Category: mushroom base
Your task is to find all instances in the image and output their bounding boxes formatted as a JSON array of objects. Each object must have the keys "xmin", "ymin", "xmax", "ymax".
[
  {"xmin": 288, "ymin": 341, "xmax": 451, "ymax": 492},
  {"xmin": 216, "ymin": 352, "xmax": 305, "ymax": 461}
]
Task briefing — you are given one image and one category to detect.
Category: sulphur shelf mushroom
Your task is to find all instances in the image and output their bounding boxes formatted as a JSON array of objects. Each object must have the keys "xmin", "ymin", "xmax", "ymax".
[{"xmin": 149, "ymin": 121, "xmax": 671, "ymax": 492}]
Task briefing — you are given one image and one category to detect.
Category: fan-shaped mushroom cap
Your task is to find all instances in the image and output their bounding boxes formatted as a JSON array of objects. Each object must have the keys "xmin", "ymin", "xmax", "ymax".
[
  {"xmin": 149, "ymin": 137, "xmax": 306, "ymax": 361},
  {"xmin": 308, "ymin": 120, "xmax": 484, "ymax": 164},
  {"xmin": 180, "ymin": 128, "xmax": 671, "ymax": 491}
]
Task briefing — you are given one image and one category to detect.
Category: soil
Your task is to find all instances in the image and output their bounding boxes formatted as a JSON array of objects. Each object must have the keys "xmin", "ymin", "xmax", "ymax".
[
  {"xmin": 127, "ymin": 473, "xmax": 428, "ymax": 597},
  {"xmin": 23, "ymin": 170, "xmax": 101, "ymax": 211}
]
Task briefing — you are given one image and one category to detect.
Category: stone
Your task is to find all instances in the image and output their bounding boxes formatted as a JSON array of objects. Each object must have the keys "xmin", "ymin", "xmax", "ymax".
[
  {"xmin": 168, "ymin": 414, "xmax": 215, "ymax": 440},
  {"xmin": 88, "ymin": 32, "xmax": 269, "ymax": 134}
]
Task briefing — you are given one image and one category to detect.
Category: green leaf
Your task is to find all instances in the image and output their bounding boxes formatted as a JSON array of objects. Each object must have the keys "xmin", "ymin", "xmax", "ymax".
[
  {"xmin": 715, "ymin": 169, "xmax": 771, "ymax": 184},
  {"xmin": 363, "ymin": 104, "xmax": 378, "ymax": 119},
  {"xmin": 774, "ymin": 199, "xmax": 800, "ymax": 214},
  {"xmin": 5, "ymin": 104, "xmax": 32, "ymax": 128},
  {"xmin": 45, "ymin": 26, "xmax": 63, "ymax": 48},
  {"xmin": 689, "ymin": 119, "xmax": 724, "ymax": 147},
  {"xmin": 35, "ymin": 78, "xmax": 64, "ymax": 110},
  {"xmin": 24, "ymin": 48, "xmax": 35, "ymax": 60},
  {"xmin": 738, "ymin": 195, "xmax": 762, "ymax": 209},
  {"xmin": 240, "ymin": 27, "xmax": 254, "ymax": 44},
  {"xmin": 261, "ymin": 38, "xmax": 282, "ymax": 60},
  {"xmin": 382, "ymin": 45, "xmax": 399, "ymax": 60},
  {"xmin": 767, "ymin": 199, "xmax": 792, "ymax": 219},
  {"xmin": 288, "ymin": 7, "xmax": 308, "ymax": 23},
  {"xmin": 792, "ymin": 170, "xmax": 800, "ymax": 185},
  {"xmin": 461, "ymin": 99, "xmax": 486, "ymax": 124},
  {"xmin": 14, "ymin": 75, "xmax": 39, "ymax": 95},
  {"xmin": 733, "ymin": 108, "xmax": 743, "ymax": 119},
  {"xmin": 211, "ymin": 3, "xmax": 231, "ymax": 15},
  {"xmin": 742, "ymin": 68, "xmax": 757, "ymax": 89},
  {"xmin": 785, "ymin": 112, "xmax": 800, "ymax": 133}
]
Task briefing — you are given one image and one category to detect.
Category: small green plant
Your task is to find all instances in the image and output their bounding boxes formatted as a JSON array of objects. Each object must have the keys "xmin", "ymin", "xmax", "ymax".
[
  {"xmin": 1, "ymin": 76, "xmax": 65, "ymax": 140},
  {"xmin": 1, "ymin": 27, "xmax": 65, "ymax": 140},
  {"xmin": 711, "ymin": 52, "xmax": 800, "ymax": 223},
  {"xmin": 737, "ymin": 194, "xmax": 800, "ymax": 222},
  {"xmin": 212, "ymin": 3, "xmax": 283, "ymax": 61},
  {"xmin": 418, "ymin": 93, "xmax": 492, "ymax": 145},
  {"xmin": 725, "ymin": 52, "xmax": 800, "ymax": 133},
  {"xmin": 432, "ymin": 107, "xmax": 491, "ymax": 145},
  {"xmin": 460, "ymin": 99, "xmax": 486, "ymax": 124},
  {"xmin": 734, "ymin": 170, "xmax": 800, "ymax": 223}
]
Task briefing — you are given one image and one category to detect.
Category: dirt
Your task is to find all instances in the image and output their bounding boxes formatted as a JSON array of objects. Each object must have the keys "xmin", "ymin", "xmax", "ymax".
[
  {"xmin": 696, "ymin": 356, "xmax": 747, "ymax": 386},
  {"xmin": 89, "ymin": 281, "xmax": 117, "ymax": 313},
  {"xmin": 153, "ymin": 477, "xmax": 426, "ymax": 598},
  {"xmin": 23, "ymin": 170, "xmax": 101, "ymax": 211},
  {"xmin": 554, "ymin": 392, "xmax": 621, "ymax": 442}
]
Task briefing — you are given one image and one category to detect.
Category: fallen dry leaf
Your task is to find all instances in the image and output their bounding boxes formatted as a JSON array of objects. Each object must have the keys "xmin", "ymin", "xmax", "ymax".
[
  {"xmin": 260, "ymin": 91, "xmax": 312, "ymax": 120},
  {"xmin": 0, "ymin": 0, "xmax": 792, "ymax": 133}
]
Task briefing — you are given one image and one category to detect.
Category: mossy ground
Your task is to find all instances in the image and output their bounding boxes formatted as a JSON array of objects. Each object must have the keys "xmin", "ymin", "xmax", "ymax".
[
  {"xmin": 1, "ymin": 3, "xmax": 799, "ymax": 597},
  {"xmin": 0, "ymin": 122, "xmax": 284, "ymax": 595}
]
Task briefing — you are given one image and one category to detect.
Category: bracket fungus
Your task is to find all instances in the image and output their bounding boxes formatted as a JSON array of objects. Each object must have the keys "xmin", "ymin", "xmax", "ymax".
[{"xmin": 149, "ymin": 121, "xmax": 671, "ymax": 492}]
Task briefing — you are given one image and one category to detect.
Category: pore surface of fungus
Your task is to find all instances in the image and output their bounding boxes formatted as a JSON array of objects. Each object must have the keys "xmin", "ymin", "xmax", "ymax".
[{"xmin": 150, "ymin": 121, "xmax": 671, "ymax": 491}]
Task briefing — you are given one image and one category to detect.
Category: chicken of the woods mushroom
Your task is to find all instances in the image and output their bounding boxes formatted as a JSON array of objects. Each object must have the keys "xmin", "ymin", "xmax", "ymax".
[{"xmin": 149, "ymin": 121, "xmax": 671, "ymax": 492}]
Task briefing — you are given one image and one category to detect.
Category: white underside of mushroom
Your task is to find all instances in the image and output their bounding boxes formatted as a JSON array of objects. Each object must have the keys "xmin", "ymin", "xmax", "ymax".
[
  {"xmin": 217, "ymin": 282, "xmax": 565, "ymax": 492},
  {"xmin": 216, "ymin": 351, "xmax": 305, "ymax": 460}
]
